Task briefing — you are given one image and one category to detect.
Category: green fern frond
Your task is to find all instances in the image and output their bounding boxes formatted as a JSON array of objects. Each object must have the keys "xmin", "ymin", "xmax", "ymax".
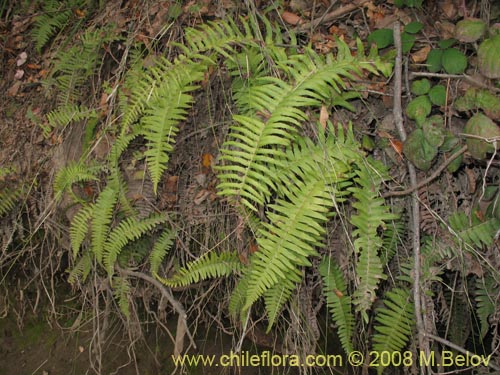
[
  {"xmin": 349, "ymin": 163, "xmax": 398, "ymax": 321},
  {"xmin": 91, "ymin": 184, "xmax": 118, "ymax": 264},
  {"xmin": 32, "ymin": 0, "xmax": 75, "ymax": 53},
  {"xmin": 53, "ymin": 161, "xmax": 100, "ymax": 202},
  {"xmin": 156, "ymin": 251, "xmax": 242, "ymax": 287},
  {"xmin": 372, "ymin": 287, "xmax": 414, "ymax": 354},
  {"xmin": 243, "ymin": 175, "xmax": 334, "ymax": 311},
  {"xmin": 319, "ymin": 257, "xmax": 354, "ymax": 354},
  {"xmin": 141, "ymin": 61, "xmax": 204, "ymax": 192},
  {"xmin": 149, "ymin": 228, "xmax": 176, "ymax": 274},
  {"xmin": 380, "ymin": 219, "xmax": 405, "ymax": 265},
  {"xmin": 449, "ymin": 212, "xmax": 500, "ymax": 248},
  {"xmin": 103, "ymin": 213, "xmax": 168, "ymax": 275},
  {"xmin": 398, "ymin": 237, "xmax": 445, "ymax": 286},
  {"xmin": 264, "ymin": 277, "xmax": 296, "ymax": 331},
  {"xmin": 68, "ymin": 251, "xmax": 92, "ymax": 284},
  {"xmin": 70, "ymin": 203, "xmax": 94, "ymax": 257},
  {"xmin": 229, "ymin": 277, "xmax": 250, "ymax": 323},
  {"xmin": 217, "ymin": 114, "xmax": 290, "ymax": 210},
  {"xmin": 113, "ymin": 276, "xmax": 131, "ymax": 319},
  {"xmin": 476, "ymin": 275, "xmax": 499, "ymax": 339},
  {"xmin": 46, "ymin": 104, "xmax": 97, "ymax": 128},
  {"xmin": 0, "ymin": 186, "xmax": 23, "ymax": 216}
]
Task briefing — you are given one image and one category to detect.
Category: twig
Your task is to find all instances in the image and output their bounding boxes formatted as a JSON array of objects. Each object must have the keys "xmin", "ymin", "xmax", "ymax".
[
  {"xmin": 298, "ymin": 0, "xmax": 370, "ymax": 31},
  {"xmin": 116, "ymin": 266, "xmax": 197, "ymax": 355},
  {"xmin": 392, "ymin": 22, "xmax": 429, "ymax": 372},
  {"xmin": 424, "ymin": 333, "xmax": 500, "ymax": 371},
  {"xmin": 410, "ymin": 72, "xmax": 500, "ymax": 93},
  {"xmin": 383, "ymin": 146, "xmax": 468, "ymax": 197}
]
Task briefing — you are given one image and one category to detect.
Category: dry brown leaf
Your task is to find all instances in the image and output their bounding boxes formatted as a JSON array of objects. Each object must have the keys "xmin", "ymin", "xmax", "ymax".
[
  {"xmin": 411, "ymin": 45, "xmax": 431, "ymax": 63},
  {"xmin": 319, "ymin": 105, "xmax": 329, "ymax": 129},
  {"xmin": 282, "ymin": 11, "xmax": 304, "ymax": 25}
]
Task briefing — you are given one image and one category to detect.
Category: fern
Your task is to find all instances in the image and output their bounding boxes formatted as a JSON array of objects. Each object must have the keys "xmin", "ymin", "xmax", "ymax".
[
  {"xmin": 90, "ymin": 184, "xmax": 118, "ymax": 264},
  {"xmin": 32, "ymin": 0, "xmax": 79, "ymax": 53},
  {"xmin": 47, "ymin": 104, "xmax": 97, "ymax": 129},
  {"xmin": 149, "ymin": 228, "xmax": 176, "ymax": 274},
  {"xmin": 69, "ymin": 203, "xmax": 94, "ymax": 257},
  {"xmin": 349, "ymin": 162, "xmax": 398, "ymax": 322},
  {"xmin": 156, "ymin": 251, "xmax": 242, "ymax": 287},
  {"xmin": 475, "ymin": 275, "xmax": 499, "ymax": 339},
  {"xmin": 449, "ymin": 212, "xmax": 500, "ymax": 248},
  {"xmin": 319, "ymin": 257, "xmax": 354, "ymax": 354},
  {"xmin": 263, "ymin": 277, "xmax": 296, "ymax": 330},
  {"xmin": 54, "ymin": 161, "xmax": 100, "ymax": 202},
  {"xmin": 372, "ymin": 287, "xmax": 415, "ymax": 355},
  {"xmin": 140, "ymin": 59, "xmax": 205, "ymax": 192},
  {"xmin": 113, "ymin": 276, "xmax": 131, "ymax": 319},
  {"xmin": 68, "ymin": 251, "xmax": 92, "ymax": 284},
  {"xmin": 0, "ymin": 186, "xmax": 23, "ymax": 216},
  {"xmin": 103, "ymin": 213, "xmax": 168, "ymax": 275}
]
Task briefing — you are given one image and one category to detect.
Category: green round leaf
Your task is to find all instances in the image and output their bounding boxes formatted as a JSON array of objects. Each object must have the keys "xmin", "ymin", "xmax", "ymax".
[
  {"xmin": 402, "ymin": 32, "xmax": 416, "ymax": 53},
  {"xmin": 477, "ymin": 35, "xmax": 500, "ymax": 79},
  {"xmin": 403, "ymin": 129, "xmax": 438, "ymax": 171},
  {"xmin": 463, "ymin": 112, "xmax": 500, "ymax": 159},
  {"xmin": 441, "ymin": 48, "xmax": 468, "ymax": 74},
  {"xmin": 411, "ymin": 79, "xmax": 431, "ymax": 95},
  {"xmin": 446, "ymin": 146, "xmax": 464, "ymax": 173},
  {"xmin": 404, "ymin": 21, "xmax": 424, "ymax": 34},
  {"xmin": 426, "ymin": 49, "xmax": 443, "ymax": 72},
  {"xmin": 440, "ymin": 132, "xmax": 460, "ymax": 152},
  {"xmin": 438, "ymin": 39, "xmax": 457, "ymax": 49},
  {"xmin": 406, "ymin": 95, "xmax": 432, "ymax": 124},
  {"xmin": 422, "ymin": 115, "xmax": 445, "ymax": 147},
  {"xmin": 455, "ymin": 18, "xmax": 486, "ymax": 43},
  {"xmin": 367, "ymin": 29, "xmax": 394, "ymax": 49},
  {"xmin": 429, "ymin": 85, "xmax": 447, "ymax": 106}
]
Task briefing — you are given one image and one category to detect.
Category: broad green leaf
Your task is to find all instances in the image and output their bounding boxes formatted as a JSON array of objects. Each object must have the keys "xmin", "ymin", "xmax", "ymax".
[
  {"xmin": 442, "ymin": 48, "xmax": 467, "ymax": 74},
  {"xmin": 411, "ymin": 79, "xmax": 431, "ymax": 95},
  {"xmin": 478, "ymin": 35, "xmax": 500, "ymax": 79},
  {"xmin": 403, "ymin": 129, "xmax": 438, "ymax": 171},
  {"xmin": 429, "ymin": 84, "xmax": 446, "ymax": 106},
  {"xmin": 368, "ymin": 29, "xmax": 394, "ymax": 49},
  {"xmin": 401, "ymin": 32, "xmax": 416, "ymax": 53},
  {"xmin": 426, "ymin": 49, "xmax": 443, "ymax": 72},
  {"xmin": 422, "ymin": 115, "xmax": 445, "ymax": 147},
  {"xmin": 404, "ymin": 21, "xmax": 424, "ymax": 34},
  {"xmin": 438, "ymin": 39, "xmax": 457, "ymax": 49},
  {"xmin": 463, "ymin": 112, "xmax": 500, "ymax": 159},
  {"xmin": 406, "ymin": 95, "xmax": 431, "ymax": 124},
  {"xmin": 455, "ymin": 18, "xmax": 486, "ymax": 43}
]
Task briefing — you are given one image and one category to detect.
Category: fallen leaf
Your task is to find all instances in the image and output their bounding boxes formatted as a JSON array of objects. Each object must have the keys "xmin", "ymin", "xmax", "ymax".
[
  {"xmin": 282, "ymin": 11, "xmax": 304, "ymax": 25},
  {"xmin": 389, "ymin": 138, "xmax": 404, "ymax": 159},
  {"xmin": 26, "ymin": 63, "xmax": 41, "ymax": 69},
  {"xmin": 202, "ymin": 153, "xmax": 213, "ymax": 169},
  {"xmin": 411, "ymin": 45, "xmax": 431, "ymax": 63},
  {"xmin": 16, "ymin": 52, "xmax": 27, "ymax": 66},
  {"xmin": 319, "ymin": 105, "xmax": 329, "ymax": 129},
  {"xmin": 14, "ymin": 69, "xmax": 24, "ymax": 79},
  {"xmin": 333, "ymin": 289, "xmax": 344, "ymax": 298}
]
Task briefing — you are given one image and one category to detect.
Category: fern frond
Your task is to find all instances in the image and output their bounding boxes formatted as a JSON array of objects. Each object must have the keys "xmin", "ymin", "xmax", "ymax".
[
  {"xmin": 32, "ymin": 0, "xmax": 74, "ymax": 53},
  {"xmin": 476, "ymin": 275, "xmax": 499, "ymax": 339},
  {"xmin": 217, "ymin": 114, "xmax": 290, "ymax": 210},
  {"xmin": 319, "ymin": 257, "xmax": 354, "ymax": 354},
  {"xmin": 0, "ymin": 186, "xmax": 23, "ymax": 216},
  {"xmin": 156, "ymin": 251, "xmax": 242, "ymax": 287},
  {"xmin": 380, "ymin": 219, "xmax": 405, "ymax": 265},
  {"xmin": 372, "ymin": 287, "xmax": 414, "ymax": 354},
  {"xmin": 103, "ymin": 213, "xmax": 168, "ymax": 275},
  {"xmin": 113, "ymin": 276, "xmax": 131, "ymax": 319},
  {"xmin": 91, "ymin": 185, "xmax": 118, "ymax": 264},
  {"xmin": 68, "ymin": 251, "xmax": 92, "ymax": 284},
  {"xmin": 349, "ymin": 163, "xmax": 397, "ymax": 321},
  {"xmin": 69, "ymin": 203, "xmax": 94, "ymax": 257},
  {"xmin": 53, "ymin": 161, "xmax": 100, "ymax": 202},
  {"xmin": 243, "ymin": 175, "xmax": 334, "ymax": 311},
  {"xmin": 141, "ymin": 60, "xmax": 204, "ymax": 192},
  {"xmin": 229, "ymin": 277, "xmax": 250, "ymax": 323},
  {"xmin": 46, "ymin": 104, "xmax": 97, "ymax": 128},
  {"xmin": 149, "ymin": 228, "xmax": 176, "ymax": 274},
  {"xmin": 264, "ymin": 277, "xmax": 296, "ymax": 331},
  {"xmin": 449, "ymin": 212, "xmax": 500, "ymax": 248}
]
